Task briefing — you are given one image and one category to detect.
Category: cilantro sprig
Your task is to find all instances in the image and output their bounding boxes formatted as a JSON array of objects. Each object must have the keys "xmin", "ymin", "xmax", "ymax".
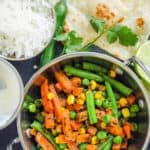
[
  {"xmin": 88, "ymin": 16, "xmax": 138, "ymax": 46},
  {"xmin": 54, "ymin": 16, "xmax": 138, "ymax": 55}
]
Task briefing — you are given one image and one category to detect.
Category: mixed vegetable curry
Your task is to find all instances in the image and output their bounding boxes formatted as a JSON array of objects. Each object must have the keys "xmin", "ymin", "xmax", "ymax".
[{"xmin": 23, "ymin": 61, "xmax": 141, "ymax": 150}]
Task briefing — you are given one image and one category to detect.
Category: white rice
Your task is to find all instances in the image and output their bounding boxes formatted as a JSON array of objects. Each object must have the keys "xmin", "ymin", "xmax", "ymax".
[{"xmin": 0, "ymin": 0, "xmax": 55, "ymax": 58}]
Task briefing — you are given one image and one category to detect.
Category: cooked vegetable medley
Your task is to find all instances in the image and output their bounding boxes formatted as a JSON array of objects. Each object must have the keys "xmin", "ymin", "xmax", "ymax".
[{"xmin": 23, "ymin": 61, "xmax": 141, "ymax": 150}]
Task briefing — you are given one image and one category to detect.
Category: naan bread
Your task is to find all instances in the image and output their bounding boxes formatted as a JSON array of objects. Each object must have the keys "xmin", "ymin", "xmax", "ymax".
[{"xmin": 52, "ymin": 0, "xmax": 150, "ymax": 60}]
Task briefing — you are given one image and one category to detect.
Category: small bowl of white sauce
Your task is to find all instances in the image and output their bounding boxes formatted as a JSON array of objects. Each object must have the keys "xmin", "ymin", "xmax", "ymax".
[
  {"xmin": 0, "ymin": 58, "xmax": 24, "ymax": 129},
  {"xmin": 0, "ymin": 0, "xmax": 56, "ymax": 61}
]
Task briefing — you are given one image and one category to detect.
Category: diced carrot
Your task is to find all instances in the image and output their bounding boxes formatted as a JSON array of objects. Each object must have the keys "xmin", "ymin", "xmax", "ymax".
[
  {"xmin": 62, "ymin": 109, "xmax": 72, "ymax": 137},
  {"xmin": 60, "ymin": 98, "xmax": 67, "ymax": 107},
  {"xmin": 49, "ymin": 84, "xmax": 62, "ymax": 122},
  {"xmin": 68, "ymin": 141, "xmax": 79, "ymax": 150},
  {"xmin": 77, "ymin": 111, "xmax": 88, "ymax": 122},
  {"xmin": 120, "ymin": 141, "xmax": 128, "ymax": 149},
  {"xmin": 71, "ymin": 77, "xmax": 82, "ymax": 87},
  {"xmin": 34, "ymin": 75, "xmax": 47, "ymax": 86},
  {"xmin": 73, "ymin": 87, "xmax": 83, "ymax": 96},
  {"xmin": 112, "ymin": 144, "xmax": 121, "ymax": 150},
  {"xmin": 44, "ymin": 113, "xmax": 55, "ymax": 129},
  {"xmin": 55, "ymin": 82, "xmax": 63, "ymax": 91},
  {"xmin": 30, "ymin": 128, "xmax": 37, "ymax": 136},
  {"xmin": 123, "ymin": 125, "xmax": 132, "ymax": 139},
  {"xmin": 53, "ymin": 67, "xmax": 74, "ymax": 93},
  {"xmin": 73, "ymin": 104, "xmax": 84, "ymax": 111},
  {"xmin": 57, "ymin": 134, "xmax": 68, "ymax": 144},
  {"xmin": 77, "ymin": 134, "xmax": 91, "ymax": 143},
  {"xmin": 35, "ymin": 132, "xmax": 55, "ymax": 150},
  {"xmin": 86, "ymin": 144, "xmax": 98, "ymax": 150},
  {"xmin": 41, "ymin": 80, "xmax": 53, "ymax": 113},
  {"xmin": 87, "ymin": 126, "xmax": 97, "ymax": 136},
  {"xmin": 127, "ymin": 95, "xmax": 136, "ymax": 105},
  {"xmin": 107, "ymin": 125, "xmax": 124, "ymax": 137},
  {"xmin": 70, "ymin": 120, "xmax": 82, "ymax": 130}
]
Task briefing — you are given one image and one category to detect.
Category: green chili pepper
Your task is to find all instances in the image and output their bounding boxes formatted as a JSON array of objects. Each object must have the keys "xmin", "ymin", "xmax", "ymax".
[
  {"xmin": 40, "ymin": 0, "xmax": 67, "ymax": 66},
  {"xmin": 55, "ymin": 0, "xmax": 67, "ymax": 36}
]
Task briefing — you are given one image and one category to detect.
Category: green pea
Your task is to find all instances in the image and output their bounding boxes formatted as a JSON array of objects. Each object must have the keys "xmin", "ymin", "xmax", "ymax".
[
  {"xmin": 97, "ymin": 131, "xmax": 107, "ymax": 140},
  {"xmin": 132, "ymin": 122, "xmax": 138, "ymax": 131},
  {"xmin": 102, "ymin": 114, "xmax": 112, "ymax": 124},
  {"xmin": 130, "ymin": 104, "xmax": 139, "ymax": 113},
  {"xmin": 35, "ymin": 99, "xmax": 42, "ymax": 108},
  {"xmin": 59, "ymin": 143, "xmax": 67, "ymax": 149},
  {"xmin": 79, "ymin": 143, "xmax": 87, "ymax": 150},
  {"xmin": 82, "ymin": 78, "xmax": 90, "ymax": 86},
  {"xmin": 102, "ymin": 100, "xmax": 110, "ymax": 108},
  {"xmin": 23, "ymin": 101, "xmax": 29, "ymax": 110},
  {"xmin": 70, "ymin": 111, "xmax": 77, "ymax": 119},
  {"xmin": 95, "ymin": 99, "xmax": 102, "ymax": 107},
  {"xmin": 28, "ymin": 104, "xmax": 37, "ymax": 113},
  {"xmin": 113, "ymin": 136, "xmax": 122, "ymax": 144}
]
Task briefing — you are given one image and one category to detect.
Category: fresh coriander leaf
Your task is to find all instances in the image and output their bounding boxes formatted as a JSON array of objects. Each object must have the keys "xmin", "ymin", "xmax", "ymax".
[
  {"xmin": 88, "ymin": 16, "xmax": 106, "ymax": 33},
  {"xmin": 107, "ymin": 31, "xmax": 118, "ymax": 43},
  {"xmin": 108, "ymin": 25, "xmax": 138, "ymax": 46},
  {"xmin": 117, "ymin": 26, "xmax": 138, "ymax": 46},
  {"xmin": 53, "ymin": 32, "xmax": 69, "ymax": 41},
  {"xmin": 110, "ymin": 25, "xmax": 123, "ymax": 33}
]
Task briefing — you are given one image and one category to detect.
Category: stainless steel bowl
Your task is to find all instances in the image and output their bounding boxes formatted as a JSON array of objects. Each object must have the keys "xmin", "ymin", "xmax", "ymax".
[
  {"xmin": 0, "ymin": 1, "xmax": 56, "ymax": 61},
  {"xmin": 10, "ymin": 52, "xmax": 150, "ymax": 150}
]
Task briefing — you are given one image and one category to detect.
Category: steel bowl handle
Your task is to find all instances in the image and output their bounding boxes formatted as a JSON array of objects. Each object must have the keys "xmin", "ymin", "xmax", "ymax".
[
  {"xmin": 124, "ymin": 56, "xmax": 150, "ymax": 79},
  {"xmin": 7, "ymin": 137, "xmax": 20, "ymax": 150}
]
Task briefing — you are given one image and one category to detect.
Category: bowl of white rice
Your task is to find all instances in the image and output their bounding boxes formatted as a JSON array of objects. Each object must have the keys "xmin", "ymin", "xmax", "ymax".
[{"xmin": 0, "ymin": 0, "xmax": 56, "ymax": 61}]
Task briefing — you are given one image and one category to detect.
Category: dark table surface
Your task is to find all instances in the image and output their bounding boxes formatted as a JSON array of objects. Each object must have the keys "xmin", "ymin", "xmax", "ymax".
[{"xmin": 0, "ymin": 49, "xmax": 150, "ymax": 150}]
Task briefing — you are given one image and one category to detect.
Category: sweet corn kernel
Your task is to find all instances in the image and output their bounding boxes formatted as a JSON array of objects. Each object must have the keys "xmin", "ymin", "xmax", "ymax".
[
  {"xmin": 100, "ymin": 122, "xmax": 107, "ymax": 129},
  {"xmin": 119, "ymin": 98, "xmax": 128, "ymax": 107},
  {"xmin": 79, "ymin": 128, "xmax": 86, "ymax": 134},
  {"xmin": 91, "ymin": 136, "xmax": 98, "ymax": 145},
  {"xmin": 109, "ymin": 70, "xmax": 116, "ymax": 78},
  {"xmin": 90, "ymin": 80, "xmax": 97, "ymax": 90},
  {"xmin": 61, "ymin": 107, "xmax": 66, "ymax": 112},
  {"xmin": 56, "ymin": 125, "xmax": 62, "ymax": 133},
  {"xmin": 67, "ymin": 94, "xmax": 75, "ymax": 105},
  {"xmin": 76, "ymin": 98, "xmax": 85, "ymax": 105},
  {"xmin": 122, "ymin": 108, "xmax": 130, "ymax": 118},
  {"xmin": 95, "ymin": 91, "xmax": 104, "ymax": 101},
  {"xmin": 41, "ymin": 112, "xmax": 46, "ymax": 117},
  {"xmin": 55, "ymin": 137, "xmax": 60, "ymax": 144},
  {"xmin": 47, "ymin": 92, "xmax": 54, "ymax": 100},
  {"xmin": 78, "ymin": 93, "xmax": 85, "ymax": 101},
  {"xmin": 64, "ymin": 149, "xmax": 69, "ymax": 150}
]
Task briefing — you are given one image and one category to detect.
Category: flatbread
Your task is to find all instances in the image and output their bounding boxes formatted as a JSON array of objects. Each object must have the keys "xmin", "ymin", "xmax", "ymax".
[{"xmin": 52, "ymin": 0, "xmax": 150, "ymax": 60}]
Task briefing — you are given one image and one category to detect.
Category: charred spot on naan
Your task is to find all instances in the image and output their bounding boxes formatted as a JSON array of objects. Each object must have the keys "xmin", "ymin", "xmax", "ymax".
[
  {"xmin": 96, "ymin": 3, "xmax": 116, "ymax": 22},
  {"xmin": 136, "ymin": 17, "xmax": 145, "ymax": 29},
  {"xmin": 64, "ymin": 21, "xmax": 70, "ymax": 33}
]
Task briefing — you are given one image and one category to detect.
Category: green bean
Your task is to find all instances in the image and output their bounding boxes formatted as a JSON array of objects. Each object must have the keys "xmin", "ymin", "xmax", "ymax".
[
  {"xmin": 86, "ymin": 91, "xmax": 98, "ymax": 124},
  {"xmin": 31, "ymin": 121, "xmax": 61, "ymax": 150},
  {"xmin": 64, "ymin": 65, "xmax": 104, "ymax": 82},
  {"xmin": 102, "ymin": 74, "xmax": 133, "ymax": 96},
  {"xmin": 98, "ymin": 135, "xmax": 113, "ymax": 150},
  {"xmin": 83, "ymin": 62, "xmax": 108, "ymax": 73},
  {"xmin": 105, "ymin": 81, "xmax": 119, "ymax": 118}
]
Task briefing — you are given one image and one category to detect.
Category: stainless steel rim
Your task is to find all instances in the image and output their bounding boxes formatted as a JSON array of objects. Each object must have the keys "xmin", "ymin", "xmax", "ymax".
[
  {"xmin": 17, "ymin": 52, "xmax": 150, "ymax": 150},
  {"xmin": 0, "ymin": 57, "xmax": 24, "ymax": 130},
  {"xmin": 0, "ymin": 2, "xmax": 56, "ymax": 61}
]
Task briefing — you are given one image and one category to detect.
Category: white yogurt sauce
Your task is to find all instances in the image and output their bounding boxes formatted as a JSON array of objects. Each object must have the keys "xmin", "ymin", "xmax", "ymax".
[{"xmin": 0, "ymin": 60, "xmax": 21, "ymax": 128}]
